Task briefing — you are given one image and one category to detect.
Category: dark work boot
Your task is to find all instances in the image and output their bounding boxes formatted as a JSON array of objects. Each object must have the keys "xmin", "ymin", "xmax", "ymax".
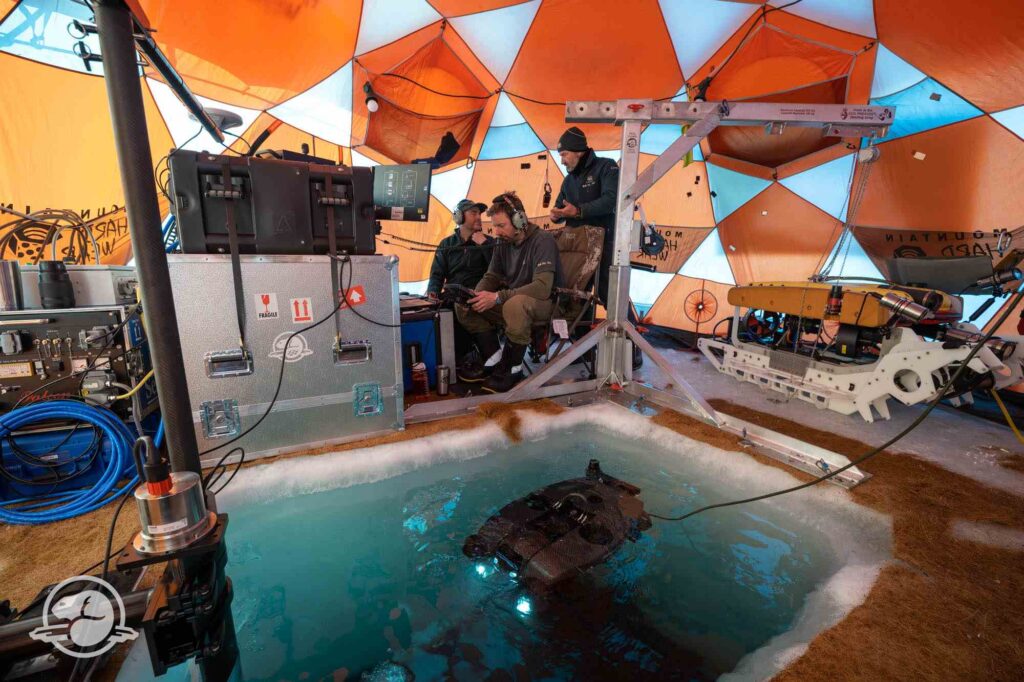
[
  {"xmin": 458, "ymin": 330, "xmax": 501, "ymax": 383},
  {"xmin": 482, "ymin": 342, "xmax": 529, "ymax": 393}
]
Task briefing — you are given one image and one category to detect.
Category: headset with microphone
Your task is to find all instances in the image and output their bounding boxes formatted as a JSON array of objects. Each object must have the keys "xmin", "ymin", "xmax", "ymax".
[{"xmin": 494, "ymin": 192, "xmax": 529, "ymax": 231}]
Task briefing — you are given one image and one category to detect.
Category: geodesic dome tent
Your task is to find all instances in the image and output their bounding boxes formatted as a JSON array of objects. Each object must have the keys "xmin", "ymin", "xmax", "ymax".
[{"xmin": 1, "ymin": 0, "xmax": 1022, "ymax": 336}]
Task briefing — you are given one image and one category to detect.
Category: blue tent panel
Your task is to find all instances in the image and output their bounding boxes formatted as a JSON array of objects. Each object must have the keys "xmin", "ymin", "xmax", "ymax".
[
  {"xmin": 659, "ymin": 0, "xmax": 755, "ymax": 78},
  {"xmin": 679, "ymin": 228, "xmax": 735, "ymax": 284},
  {"xmin": 993, "ymin": 105, "xmax": 1024, "ymax": 139},
  {"xmin": 0, "ymin": 0, "xmax": 100, "ymax": 74},
  {"xmin": 478, "ymin": 123, "xmax": 545, "ymax": 160},
  {"xmin": 779, "ymin": 154, "xmax": 855, "ymax": 221},
  {"xmin": 706, "ymin": 164, "xmax": 771, "ymax": 223},
  {"xmin": 871, "ymin": 78, "xmax": 982, "ymax": 141},
  {"xmin": 450, "ymin": 0, "xmax": 541, "ymax": 82},
  {"xmin": 870, "ymin": 44, "xmax": 926, "ymax": 99}
]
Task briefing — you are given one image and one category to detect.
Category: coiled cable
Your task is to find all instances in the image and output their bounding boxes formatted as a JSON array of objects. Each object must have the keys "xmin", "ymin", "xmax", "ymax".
[{"xmin": 0, "ymin": 401, "xmax": 137, "ymax": 525}]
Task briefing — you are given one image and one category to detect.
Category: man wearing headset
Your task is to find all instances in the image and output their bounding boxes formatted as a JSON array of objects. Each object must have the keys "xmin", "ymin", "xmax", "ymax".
[
  {"xmin": 427, "ymin": 198, "xmax": 493, "ymax": 362},
  {"xmin": 457, "ymin": 192, "xmax": 564, "ymax": 393}
]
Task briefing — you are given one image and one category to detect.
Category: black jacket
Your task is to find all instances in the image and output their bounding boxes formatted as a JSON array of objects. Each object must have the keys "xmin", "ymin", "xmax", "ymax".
[
  {"xmin": 426, "ymin": 230, "xmax": 494, "ymax": 296},
  {"xmin": 552, "ymin": 149, "xmax": 619, "ymax": 243}
]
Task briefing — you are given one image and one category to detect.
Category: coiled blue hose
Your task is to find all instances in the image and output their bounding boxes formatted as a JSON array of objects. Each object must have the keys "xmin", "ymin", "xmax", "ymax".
[{"xmin": 0, "ymin": 401, "xmax": 138, "ymax": 525}]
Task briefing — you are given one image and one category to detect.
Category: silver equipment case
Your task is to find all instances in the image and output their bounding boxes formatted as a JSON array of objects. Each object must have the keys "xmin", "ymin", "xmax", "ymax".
[
  {"xmin": 19, "ymin": 265, "xmax": 138, "ymax": 308},
  {"xmin": 168, "ymin": 254, "xmax": 404, "ymax": 462}
]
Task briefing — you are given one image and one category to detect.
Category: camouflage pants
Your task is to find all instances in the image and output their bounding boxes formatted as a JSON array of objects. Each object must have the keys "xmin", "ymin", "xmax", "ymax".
[{"xmin": 456, "ymin": 294, "xmax": 554, "ymax": 345}]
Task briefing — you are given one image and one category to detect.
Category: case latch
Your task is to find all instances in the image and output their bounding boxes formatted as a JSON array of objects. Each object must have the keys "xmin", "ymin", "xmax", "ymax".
[
  {"xmin": 205, "ymin": 347, "xmax": 254, "ymax": 378},
  {"xmin": 334, "ymin": 340, "xmax": 372, "ymax": 366},
  {"xmin": 353, "ymin": 383, "xmax": 383, "ymax": 417},
  {"xmin": 200, "ymin": 399, "xmax": 241, "ymax": 438}
]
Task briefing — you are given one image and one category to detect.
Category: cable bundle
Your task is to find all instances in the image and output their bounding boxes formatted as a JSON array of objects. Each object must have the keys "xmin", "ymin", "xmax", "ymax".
[
  {"xmin": 0, "ymin": 401, "xmax": 137, "ymax": 525},
  {"xmin": 0, "ymin": 206, "xmax": 101, "ymax": 265}
]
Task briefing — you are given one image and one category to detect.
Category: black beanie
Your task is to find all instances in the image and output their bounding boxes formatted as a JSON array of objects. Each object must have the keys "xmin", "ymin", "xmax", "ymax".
[{"xmin": 558, "ymin": 126, "xmax": 588, "ymax": 152}]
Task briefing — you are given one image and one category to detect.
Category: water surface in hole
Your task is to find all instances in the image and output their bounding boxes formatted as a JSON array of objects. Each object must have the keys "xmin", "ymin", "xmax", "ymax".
[{"xmin": 119, "ymin": 426, "xmax": 859, "ymax": 681}]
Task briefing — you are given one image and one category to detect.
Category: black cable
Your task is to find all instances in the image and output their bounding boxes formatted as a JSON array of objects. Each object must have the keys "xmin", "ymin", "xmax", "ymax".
[
  {"xmin": 211, "ymin": 449, "xmax": 245, "ymax": 495},
  {"xmin": 376, "ymin": 72, "xmax": 492, "ymax": 100},
  {"xmin": 371, "ymin": 71, "xmax": 680, "ymax": 108},
  {"xmin": 203, "ymin": 446, "xmax": 243, "ymax": 489},
  {"xmin": 0, "ymin": 427, "xmax": 102, "ymax": 487},
  {"xmin": 11, "ymin": 304, "xmax": 142, "ymax": 409},
  {"xmin": 337, "ymin": 257, "xmax": 403, "ymax": 328},
  {"xmin": 6, "ymin": 422, "xmax": 89, "ymax": 467},
  {"xmin": 198, "ymin": 295, "xmax": 349, "ymax": 456},
  {"xmin": 154, "ymin": 125, "xmax": 205, "ymax": 201},
  {"xmin": 650, "ymin": 286, "xmax": 1024, "ymax": 522},
  {"xmin": 101, "ymin": 491, "xmax": 134, "ymax": 583},
  {"xmin": 222, "ymin": 130, "xmax": 252, "ymax": 155}
]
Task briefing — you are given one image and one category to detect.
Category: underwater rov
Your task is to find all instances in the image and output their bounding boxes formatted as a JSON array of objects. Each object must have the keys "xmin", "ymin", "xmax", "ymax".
[{"xmin": 462, "ymin": 460, "xmax": 652, "ymax": 586}]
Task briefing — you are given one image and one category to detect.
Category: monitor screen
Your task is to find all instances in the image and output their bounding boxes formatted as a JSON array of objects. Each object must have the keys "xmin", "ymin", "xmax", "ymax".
[{"xmin": 373, "ymin": 164, "xmax": 432, "ymax": 222}]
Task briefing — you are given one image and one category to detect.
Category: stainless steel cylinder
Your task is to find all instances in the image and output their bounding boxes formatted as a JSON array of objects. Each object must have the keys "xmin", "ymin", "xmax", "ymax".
[
  {"xmin": 986, "ymin": 337, "xmax": 1016, "ymax": 361},
  {"xmin": 0, "ymin": 261, "xmax": 23, "ymax": 311},
  {"xmin": 879, "ymin": 292, "xmax": 931, "ymax": 322},
  {"xmin": 133, "ymin": 471, "xmax": 216, "ymax": 554},
  {"xmin": 437, "ymin": 365, "xmax": 450, "ymax": 396}
]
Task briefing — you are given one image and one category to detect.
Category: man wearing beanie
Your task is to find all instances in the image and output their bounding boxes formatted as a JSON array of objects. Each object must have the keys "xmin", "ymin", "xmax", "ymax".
[{"xmin": 550, "ymin": 126, "xmax": 619, "ymax": 305}]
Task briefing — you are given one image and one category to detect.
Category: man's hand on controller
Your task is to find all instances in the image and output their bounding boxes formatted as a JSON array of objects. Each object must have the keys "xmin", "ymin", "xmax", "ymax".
[{"xmin": 468, "ymin": 290, "xmax": 500, "ymax": 312}]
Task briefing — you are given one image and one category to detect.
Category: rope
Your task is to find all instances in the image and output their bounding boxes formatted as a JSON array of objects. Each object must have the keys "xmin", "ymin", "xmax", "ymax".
[
  {"xmin": 818, "ymin": 144, "xmax": 877, "ymax": 279},
  {"xmin": 990, "ymin": 388, "xmax": 1024, "ymax": 446}
]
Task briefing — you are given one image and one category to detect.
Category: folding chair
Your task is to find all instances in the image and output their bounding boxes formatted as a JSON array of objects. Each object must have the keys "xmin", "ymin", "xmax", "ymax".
[{"xmin": 528, "ymin": 225, "xmax": 605, "ymax": 364}]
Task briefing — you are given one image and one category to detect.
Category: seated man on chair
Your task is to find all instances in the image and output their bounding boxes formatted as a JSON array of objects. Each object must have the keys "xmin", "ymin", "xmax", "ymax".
[
  {"xmin": 457, "ymin": 192, "xmax": 564, "ymax": 393},
  {"xmin": 426, "ymin": 198, "xmax": 493, "ymax": 363}
]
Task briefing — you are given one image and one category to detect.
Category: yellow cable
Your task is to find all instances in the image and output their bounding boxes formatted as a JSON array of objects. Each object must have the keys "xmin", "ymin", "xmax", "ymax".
[
  {"xmin": 990, "ymin": 388, "xmax": 1024, "ymax": 445},
  {"xmin": 114, "ymin": 369, "xmax": 154, "ymax": 401}
]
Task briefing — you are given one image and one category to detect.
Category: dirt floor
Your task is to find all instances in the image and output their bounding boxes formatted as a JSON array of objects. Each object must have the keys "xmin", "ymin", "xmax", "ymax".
[{"xmin": 2, "ymin": 397, "xmax": 1023, "ymax": 680}]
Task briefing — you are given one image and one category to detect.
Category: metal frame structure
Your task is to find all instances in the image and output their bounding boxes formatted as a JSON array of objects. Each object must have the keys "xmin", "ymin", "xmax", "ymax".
[{"xmin": 407, "ymin": 98, "xmax": 894, "ymax": 488}]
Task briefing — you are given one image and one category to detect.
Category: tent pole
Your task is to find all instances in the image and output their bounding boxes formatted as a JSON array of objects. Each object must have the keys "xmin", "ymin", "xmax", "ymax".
[{"xmin": 94, "ymin": 0, "xmax": 201, "ymax": 476}]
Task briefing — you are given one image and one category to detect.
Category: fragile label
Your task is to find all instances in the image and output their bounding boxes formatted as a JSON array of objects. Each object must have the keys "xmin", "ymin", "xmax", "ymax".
[
  {"xmin": 147, "ymin": 518, "xmax": 188, "ymax": 534},
  {"xmin": 291, "ymin": 297, "xmax": 314, "ymax": 323},
  {"xmin": 255, "ymin": 293, "xmax": 279, "ymax": 320},
  {"xmin": 341, "ymin": 285, "xmax": 367, "ymax": 307}
]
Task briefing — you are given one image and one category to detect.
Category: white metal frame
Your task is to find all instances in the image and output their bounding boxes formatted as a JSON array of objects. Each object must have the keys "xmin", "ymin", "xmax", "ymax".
[{"xmin": 404, "ymin": 99, "xmax": 895, "ymax": 487}]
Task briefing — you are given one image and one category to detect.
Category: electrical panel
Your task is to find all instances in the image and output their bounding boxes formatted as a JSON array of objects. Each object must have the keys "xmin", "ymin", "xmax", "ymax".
[{"xmin": 0, "ymin": 305, "xmax": 156, "ymax": 420}]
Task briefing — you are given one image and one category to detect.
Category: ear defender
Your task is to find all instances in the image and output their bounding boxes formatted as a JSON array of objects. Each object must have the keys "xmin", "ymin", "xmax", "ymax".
[{"xmin": 497, "ymin": 192, "xmax": 528, "ymax": 231}]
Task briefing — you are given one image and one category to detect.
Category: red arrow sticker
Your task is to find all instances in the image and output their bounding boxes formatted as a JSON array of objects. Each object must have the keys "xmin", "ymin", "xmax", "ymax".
[
  {"xmin": 290, "ymin": 297, "xmax": 313, "ymax": 323},
  {"xmin": 341, "ymin": 285, "xmax": 367, "ymax": 308}
]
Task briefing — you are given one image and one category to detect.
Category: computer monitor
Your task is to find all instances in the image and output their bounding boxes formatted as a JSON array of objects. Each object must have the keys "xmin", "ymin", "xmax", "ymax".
[{"xmin": 372, "ymin": 164, "xmax": 432, "ymax": 222}]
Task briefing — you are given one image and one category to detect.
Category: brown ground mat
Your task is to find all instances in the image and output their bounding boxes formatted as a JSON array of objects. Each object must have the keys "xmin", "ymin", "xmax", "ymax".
[{"xmin": 1, "ymin": 397, "xmax": 1022, "ymax": 680}]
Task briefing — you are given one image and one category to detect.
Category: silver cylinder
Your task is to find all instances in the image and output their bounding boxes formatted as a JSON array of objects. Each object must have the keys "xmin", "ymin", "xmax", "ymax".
[
  {"xmin": 0, "ymin": 261, "xmax": 23, "ymax": 311},
  {"xmin": 133, "ymin": 471, "xmax": 216, "ymax": 554},
  {"xmin": 878, "ymin": 292, "xmax": 931, "ymax": 322},
  {"xmin": 437, "ymin": 365, "xmax": 450, "ymax": 396}
]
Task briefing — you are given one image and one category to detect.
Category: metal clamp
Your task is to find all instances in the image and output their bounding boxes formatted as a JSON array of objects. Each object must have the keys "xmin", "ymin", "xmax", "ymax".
[
  {"xmin": 204, "ymin": 347, "xmax": 254, "ymax": 378},
  {"xmin": 200, "ymin": 399, "xmax": 241, "ymax": 438},
  {"xmin": 353, "ymin": 383, "xmax": 383, "ymax": 417},
  {"xmin": 319, "ymin": 195, "xmax": 350, "ymax": 207},
  {"xmin": 204, "ymin": 188, "xmax": 242, "ymax": 200},
  {"xmin": 334, "ymin": 340, "xmax": 372, "ymax": 366}
]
